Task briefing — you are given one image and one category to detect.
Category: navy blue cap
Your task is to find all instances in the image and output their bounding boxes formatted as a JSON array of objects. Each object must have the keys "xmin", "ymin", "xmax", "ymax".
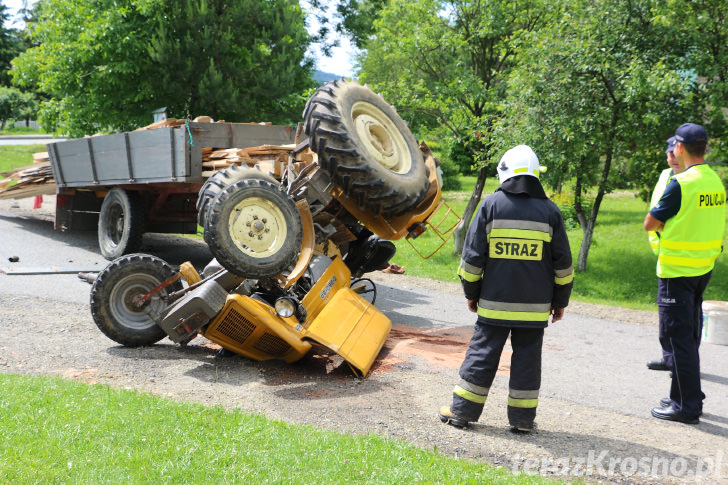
[
  {"xmin": 675, "ymin": 123, "xmax": 708, "ymax": 145},
  {"xmin": 665, "ymin": 136, "xmax": 676, "ymax": 154}
]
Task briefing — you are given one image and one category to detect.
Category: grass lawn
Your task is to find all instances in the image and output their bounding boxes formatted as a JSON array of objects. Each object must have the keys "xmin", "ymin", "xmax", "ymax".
[
  {"xmin": 0, "ymin": 374, "xmax": 552, "ymax": 484},
  {"xmin": 0, "ymin": 125, "xmax": 44, "ymax": 135},
  {"xmin": 393, "ymin": 177, "xmax": 728, "ymax": 311},
  {"xmin": 0, "ymin": 144, "xmax": 47, "ymax": 173}
]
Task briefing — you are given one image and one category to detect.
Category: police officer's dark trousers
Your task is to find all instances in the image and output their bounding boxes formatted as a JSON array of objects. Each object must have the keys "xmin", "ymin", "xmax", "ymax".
[
  {"xmin": 451, "ymin": 323, "xmax": 543, "ymax": 426},
  {"xmin": 658, "ymin": 272, "xmax": 711, "ymax": 418}
]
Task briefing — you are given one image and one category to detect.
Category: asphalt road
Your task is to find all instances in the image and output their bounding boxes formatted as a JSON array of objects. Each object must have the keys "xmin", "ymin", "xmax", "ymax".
[
  {"xmin": 2, "ymin": 195, "xmax": 728, "ymax": 482},
  {"xmin": 0, "ymin": 134, "xmax": 66, "ymax": 145}
]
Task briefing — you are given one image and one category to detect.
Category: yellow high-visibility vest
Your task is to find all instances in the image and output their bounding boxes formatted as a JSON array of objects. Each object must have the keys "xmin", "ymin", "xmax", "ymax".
[
  {"xmin": 648, "ymin": 168, "xmax": 673, "ymax": 255},
  {"xmin": 657, "ymin": 164, "xmax": 726, "ymax": 278}
]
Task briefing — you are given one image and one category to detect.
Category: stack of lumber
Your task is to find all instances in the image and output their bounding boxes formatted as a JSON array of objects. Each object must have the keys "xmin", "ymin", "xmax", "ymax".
[
  {"xmin": 134, "ymin": 118, "xmax": 188, "ymax": 131},
  {"xmin": 200, "ymin": 144, "xmax": 315, "ymax": 179},
  {"xmin": 0, "ymin": 151, "xmax": 56, "ymax": 199},
  {"xmin": 134, "ymin": 115, "xmax": 219, "ymax": 131}
]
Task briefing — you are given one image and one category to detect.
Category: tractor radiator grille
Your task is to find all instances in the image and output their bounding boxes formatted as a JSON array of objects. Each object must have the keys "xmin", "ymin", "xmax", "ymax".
[
  {"xmin": 254, "ymin": 333, "xmax": 291, "ymax": 356},
  {"xmin": 216, "ymin": 309, "xmax": 256, "ymax": 344}
]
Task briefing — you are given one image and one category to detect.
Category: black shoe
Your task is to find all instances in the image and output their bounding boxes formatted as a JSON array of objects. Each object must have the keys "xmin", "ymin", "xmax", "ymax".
[
  {"xmin": 651, "ymin": 406, "xmax": 699, "ymax": 424},
  {"xmin": 646, "ymin": 359, "xmax": 669, "ymax": 371},
  {"xmin": 659, "ymin": 398, "xmax": 702, "ymax": 416}
]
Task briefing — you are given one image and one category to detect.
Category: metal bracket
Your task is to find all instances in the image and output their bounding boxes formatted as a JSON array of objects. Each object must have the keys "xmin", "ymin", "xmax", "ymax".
[{"xmin": 405, "ymin": 200, "xmax": 462, "ymax": 259}]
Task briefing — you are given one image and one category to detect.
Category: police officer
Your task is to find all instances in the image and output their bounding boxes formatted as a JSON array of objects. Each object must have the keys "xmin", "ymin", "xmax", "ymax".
[
  {"xmin": 644, "ymin": 123, "xmax": 726, "ymax": 424},
  {"xmin": 439, "ymin": 145, "xmax": 574, "ymax": 432},
  {"xmin": 646, "ymin": 136, "xmax": 682, "ymax": 371}
]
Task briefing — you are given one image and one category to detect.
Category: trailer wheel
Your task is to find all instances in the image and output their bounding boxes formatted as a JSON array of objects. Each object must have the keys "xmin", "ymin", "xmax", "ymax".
[
  {"xmin": 204, "ymin": 179, "xmax": 302, "ymax": 278},
  {"xmin": 302, "ymin": 79, "xmax": 429, "ymax": 216},
  {"xmin": 197, "ymin": 164, "xmax": 278, "ymax": 228},
  {"xmin": 90, "ymin": 254, "xmax": 181, "ymax": 347},
  {"xmin": 98, "ymin": 187, "xmax": 145, "ymax": 260}
]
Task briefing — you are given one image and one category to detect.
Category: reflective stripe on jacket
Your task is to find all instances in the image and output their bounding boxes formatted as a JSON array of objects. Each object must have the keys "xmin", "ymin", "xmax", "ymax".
[
  {"xmin": 657, "ymin": 164, "xmax": 726, "ymax": 278},
  {"xmin": 458, "ymin": 185, "xmax": 573, "ymax": 328}
]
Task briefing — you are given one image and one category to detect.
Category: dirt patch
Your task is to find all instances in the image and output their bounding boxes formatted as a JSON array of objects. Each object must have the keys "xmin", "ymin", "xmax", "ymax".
[{"xmin": 382, "ymin": 324, "xmax": 512, "ymax": 373}]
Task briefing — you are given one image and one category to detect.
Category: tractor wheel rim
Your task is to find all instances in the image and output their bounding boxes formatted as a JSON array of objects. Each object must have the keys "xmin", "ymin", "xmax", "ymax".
[
  {"xmin": 109, "ymin": 274, "xmax": 165, "ymax": 330},
  {"xmin": 351, "ymin": 101, "xmax": 411, "ymax": 174},
  {"xmin": 228, "ymin": 196, "xmax": 288, "ymax": 258}
]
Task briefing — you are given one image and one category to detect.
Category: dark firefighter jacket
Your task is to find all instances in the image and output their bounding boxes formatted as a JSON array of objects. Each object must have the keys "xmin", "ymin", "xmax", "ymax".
[{"xmin": 457, "ymin": 175, "xmax": 574, "ymax": 328}]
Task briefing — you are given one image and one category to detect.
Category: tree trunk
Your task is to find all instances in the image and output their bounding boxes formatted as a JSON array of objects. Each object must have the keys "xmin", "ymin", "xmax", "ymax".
[
  {"xmin": 453, "ymin": 165, "xmax": 489, "ymax": 255},
  {"xmin": 577, "ymin": 218, "xmax": 595, "ymax": 271},
  {"xmin": 573, "ymin": 101, "xmax": 619, "ymax": 271}
]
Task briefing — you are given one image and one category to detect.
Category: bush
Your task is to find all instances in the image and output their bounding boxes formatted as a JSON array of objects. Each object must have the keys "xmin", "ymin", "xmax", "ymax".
[
  {"xmin": 446, "ymin": 139, "xmax": 477, "ymax": 175},
  {"xmin": 439, "ymin": 156, "xmax": 462, "ymax": 191},
  {"xmin": 549, "ymin": 189, "xmax": 590, "ymax": 230},
  {"xmin": 711, "ymin": 164, "xmax": 728, "ymax": 190}
]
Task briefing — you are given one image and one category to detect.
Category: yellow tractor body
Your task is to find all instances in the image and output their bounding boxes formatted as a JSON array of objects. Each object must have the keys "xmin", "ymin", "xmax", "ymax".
[{"xmin": 202, "ymin": 258, "xmax": 391, "ymax": 376}]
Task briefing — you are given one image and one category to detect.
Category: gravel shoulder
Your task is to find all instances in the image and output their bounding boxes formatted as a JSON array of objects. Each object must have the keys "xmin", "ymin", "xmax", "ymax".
[{"xmin": 1, "ymin": 283, "xmax": 726, "ymax": 484}]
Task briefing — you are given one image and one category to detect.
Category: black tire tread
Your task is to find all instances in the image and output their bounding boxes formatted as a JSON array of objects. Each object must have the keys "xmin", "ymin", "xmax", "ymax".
[
  {"xmin": 302, "ymin": 79, "xmax": 429, "ymax": 217},
  {"xmin": 98, "ymin": 188, "xmax": 145, "ymax": 260},
  {"xmin": 90, "ymin": 253, "xmax": 181, "ymax": 347},
  {"xmin": 204, "ymin": 179, "xmax": 302, "ymax": 278},
  {"xmin": 197, "ymin": 164, "xmax": 278, "ymax": 228}
]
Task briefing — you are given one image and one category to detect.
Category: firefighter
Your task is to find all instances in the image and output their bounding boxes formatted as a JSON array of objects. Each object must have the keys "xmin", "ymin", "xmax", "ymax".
[
  {"xmin": 646, "ymin": 136, "xmax": 682, "ymax": 372},
  {"xmin": 644, "ymin": 123, "xmax": 726, "ymax": 424},
  {"xmin": 439, "ymin": 145, "xmax": 574, "ymax": 432}
]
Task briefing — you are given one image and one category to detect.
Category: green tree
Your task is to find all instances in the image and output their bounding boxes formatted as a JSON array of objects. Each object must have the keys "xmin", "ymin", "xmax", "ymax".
[
  {"xmin": 147, "ymin": 0, "xmax": 314, "ymax": 124},
  {"xmin": 335, "ymin": 0, "xmax": 386, "ymax": 50},
  {"xmin": 16, "ymin": 89, "xmax": 38, "ymax": 126},
  {"xmin": 497, "ymin": 0, "xmax": 692, "ymax": 271},
  {"xmin": 358, "ymin": 0, "xmax": 558, "ymax": 253},
  {"xmin": 655, "ymin": 0, "xmax": 728, "ymax": 162},
  {"xmin": 0, "ymin": 4, "xmax": 24, "ymax": 87},
  {"xmin": 0, "ymin": 86, "xmax": 25, "ymax": 128},
  {"xmin": 12, "ymin": 0, "xmax": 314, "ymax": 136}
]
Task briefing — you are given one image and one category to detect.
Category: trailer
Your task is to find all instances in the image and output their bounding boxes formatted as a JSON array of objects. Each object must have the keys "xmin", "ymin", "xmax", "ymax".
[{"xmin": 43, "ymin": 122, "xmax": 295, "ymax": 259}]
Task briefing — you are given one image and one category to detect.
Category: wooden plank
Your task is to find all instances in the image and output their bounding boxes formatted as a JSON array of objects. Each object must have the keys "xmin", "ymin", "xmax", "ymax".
[
  {"xmin": 33, "ymin": 152, "xmax": 49, "ymax": 163},
  {"xmin": 134, "ymin": 118, "xmax": 186, "ymax": 131},
  {"xmin": 209, "ymin": 148, "xmax": 247, "ymax": 159},
  {"xmin": 202, "ymin": 160, "xmax": 241, "ymax": 170},
  {"xmin": 0, "ymin": 182, "xmax": 57, "ymax": 199}
]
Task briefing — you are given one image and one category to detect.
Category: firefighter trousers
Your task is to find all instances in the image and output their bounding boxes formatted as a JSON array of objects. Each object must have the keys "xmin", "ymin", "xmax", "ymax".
[{"xmin": 450, "ymin": 323, "xmax": 544, "ymax": 426}]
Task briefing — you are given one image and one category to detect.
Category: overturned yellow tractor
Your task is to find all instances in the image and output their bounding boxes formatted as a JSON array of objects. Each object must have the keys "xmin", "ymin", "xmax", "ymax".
[{"xmin": 89, "ymin": 80, "xmax": 457, "ymax": 377}]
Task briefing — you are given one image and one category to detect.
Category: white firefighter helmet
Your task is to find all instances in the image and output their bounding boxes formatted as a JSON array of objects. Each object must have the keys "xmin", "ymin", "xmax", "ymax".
[{"xmin": 497, "ymin": 145, "xmax": 546, "ymax": 183}]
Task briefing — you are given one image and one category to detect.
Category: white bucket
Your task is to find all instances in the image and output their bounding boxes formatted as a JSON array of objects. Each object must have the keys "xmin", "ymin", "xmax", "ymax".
[{"xmin": 703, "ymin": 301, "xmax": 728, "ymax": 345}]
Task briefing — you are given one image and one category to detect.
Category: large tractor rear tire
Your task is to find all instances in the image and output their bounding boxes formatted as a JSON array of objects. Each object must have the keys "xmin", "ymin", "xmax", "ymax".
[
  {"xmin": 197, "ymin": 164, "xmax": 278, "ymax": 228},
  {"xmin": 90, "ymin": 254, "xmax": 182, "ymax": 347},
  {"xmin": 98, "ymin": 187, "xmax": 145, "ymax": 260},
  {"xmin": 204, "ymin": 179, "xmax": 302, "ymax": 278},
  {"xmin": 302, "ymin": 79, "xmax": 429, "ymax": 216}
]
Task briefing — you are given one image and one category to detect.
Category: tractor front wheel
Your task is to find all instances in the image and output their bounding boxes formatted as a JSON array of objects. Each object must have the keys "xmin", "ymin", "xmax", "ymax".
[
  {"xmin": 90, "ymin": 254, "xmax": 181, "ymax": 346},
  {"xmin": 203, "ymin": 179, "xmax": 302, "ymax": 278}
]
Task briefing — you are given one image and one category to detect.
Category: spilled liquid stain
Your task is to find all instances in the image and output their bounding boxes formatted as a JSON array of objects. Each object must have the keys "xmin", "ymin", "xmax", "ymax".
[{"xmin": 373, "ymin": 324, "xmax": 512, "ymax": 374}]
